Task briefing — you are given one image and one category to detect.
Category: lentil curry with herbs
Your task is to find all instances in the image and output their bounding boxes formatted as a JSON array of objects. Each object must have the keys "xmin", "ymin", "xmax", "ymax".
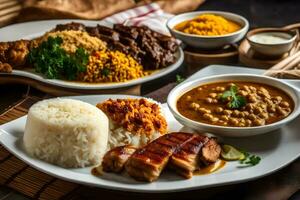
[{"xmin": 177, "ymin": 82, "xmax": 294, "ymax": 127}]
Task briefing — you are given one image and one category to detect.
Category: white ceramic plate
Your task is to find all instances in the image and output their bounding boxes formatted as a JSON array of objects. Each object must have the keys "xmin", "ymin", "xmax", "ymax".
[
  {"xmin": 0, "ymin": 20, "xmax": 183, "ymax": 89},
  {"xmin": 167, "ymin": 11, "xmax": 249, "ymax": 49},
  {"xmin": 1, "ymin": 93, "xmax": 300, "ymax": 192},
  {"xmin": 168, "ymin": 74, "xmax": 300, "ymax": 137},
  {"xmin": 186, "ymin": 64, "xmax": 300, "ymax": 87}
]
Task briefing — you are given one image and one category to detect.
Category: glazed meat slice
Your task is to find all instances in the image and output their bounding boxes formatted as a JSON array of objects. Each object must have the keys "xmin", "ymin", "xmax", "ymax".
[
  {"xmin": 54, "ymin": 22, "xmax": 86, "ymax": 32},
  {"xmin": 169, "ymin": 135, "xmax": 209, "ymax": 178},
  {"xmin": 125, "ymin": 132, "xmax": 194, "ymax": 182},
  {"xmin": 200, "ymin": 138, "xmax": 221, "ymax": 165},
  {"xmin": 102, "ymin": 145, "xmax": 136, "ymax": 173}
]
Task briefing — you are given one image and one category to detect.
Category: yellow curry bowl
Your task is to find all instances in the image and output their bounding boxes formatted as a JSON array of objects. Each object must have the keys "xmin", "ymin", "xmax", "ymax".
[
  {"xmin": 167, "ymin": 74, "xmax": 300, "ymax": 137},
  {"xmin": 167, "ymin": 11, "xmax": 249, "ymax": 49}
]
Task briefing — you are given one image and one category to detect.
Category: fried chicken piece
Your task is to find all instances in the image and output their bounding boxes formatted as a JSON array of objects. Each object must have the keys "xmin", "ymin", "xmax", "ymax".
[
  {"xmin": 0, "ymin": 42, "xmax": 10, "ymax": 62},
  {"xmin": 0, "ymin": 61, "xmax": 12, "ymax": 73},
  {"xmin": 8, "ymin": 40, "xmax": 30, "ymax": 67},
  {"xmin": 0, "ymin": 40, "xmax": 30, "ymax": 69}
]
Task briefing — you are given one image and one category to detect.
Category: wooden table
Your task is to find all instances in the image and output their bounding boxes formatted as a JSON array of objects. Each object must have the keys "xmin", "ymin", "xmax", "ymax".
[{"xmin": 2, "ymin": 0, "xmax": 300, "ymax": 199}]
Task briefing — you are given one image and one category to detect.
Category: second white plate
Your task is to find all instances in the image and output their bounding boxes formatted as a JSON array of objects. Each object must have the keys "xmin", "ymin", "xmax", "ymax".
[
  {"xmin": 0, "ymin": 94, "xmax": 300, "ymax": 192},
  {"xmin": 0, "ymin": 20, "xmax": 183, "ymax": 90}
]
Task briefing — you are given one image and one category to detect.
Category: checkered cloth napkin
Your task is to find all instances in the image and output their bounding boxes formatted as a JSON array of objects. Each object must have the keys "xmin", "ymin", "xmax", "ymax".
[{"xmin": 102, "ymin": 3, "xmax": 173, "ymax": 35}]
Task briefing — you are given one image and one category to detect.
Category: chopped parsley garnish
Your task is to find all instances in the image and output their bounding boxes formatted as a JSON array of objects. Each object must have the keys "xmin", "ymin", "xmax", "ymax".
[
  {"xmin": 221, "ymin": 84, "xmax": 247, "ymax": 109},
  {"xmin": 239, "ymin": 150, "xmax": 261, "ymax": 166},
  {"xmin": 102, "ymin": 67, "xmax": 110, "ymax": 76},
  {"xmin": 28, "ymin": 36, "xmax": 89, "ymax": 80},
  {"xmin": 176, "ymin": 74, "xmax": 185, "ymax": 84}
]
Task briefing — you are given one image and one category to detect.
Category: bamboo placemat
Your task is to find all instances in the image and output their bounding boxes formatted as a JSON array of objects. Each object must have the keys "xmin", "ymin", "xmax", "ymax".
[
  {"xmin": 0, "ymin": 85, "xmax": 239, "ymax": 200},
  {"xmin": 0, "ymin": 84, "xmax": 180, "ymax": 200},
  {"xmin": 0, "ymin": 95, "xmax": 82, "ymax": 200},
  {"xmin": 2, "ymin": 86, "xmax": 300, "ymax": 200}
]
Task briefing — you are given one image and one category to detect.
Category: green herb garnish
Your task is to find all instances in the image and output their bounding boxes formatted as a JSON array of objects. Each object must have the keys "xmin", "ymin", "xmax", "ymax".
[
  {"xmin": 221, "ymin": 84, "xmax": 247, "ymax": 109},
  {"xmin": 102, "ymin": 67, "xmax": 110, "ymax": 76},
  {"xmin": 176, "ymin": 74, "xmax": 185, "ymax": 84},
  {"xmin": 28, "ymin": 36, "xmax": 89, "ymax": 80},
  {"xmin": 239, "ymin": 150, "xmax": 261, "ymax": 166}
]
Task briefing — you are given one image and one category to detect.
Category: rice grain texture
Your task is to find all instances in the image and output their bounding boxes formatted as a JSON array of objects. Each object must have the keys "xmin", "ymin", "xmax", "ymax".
[{"xmin": 23, "ymin": 98, "xmax": 109, "ymax": 168}]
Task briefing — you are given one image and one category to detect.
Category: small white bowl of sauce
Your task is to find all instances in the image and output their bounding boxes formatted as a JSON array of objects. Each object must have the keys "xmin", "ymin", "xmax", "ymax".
[{"xmin": 247, "ymin": 29, "xmax": 297, "ymax": 57}]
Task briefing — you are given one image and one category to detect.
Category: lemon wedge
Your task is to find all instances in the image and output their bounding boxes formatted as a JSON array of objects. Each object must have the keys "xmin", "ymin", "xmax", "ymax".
[{"xmin": 221, "ymin": 144, "xmax": 245, "ymax": 161}]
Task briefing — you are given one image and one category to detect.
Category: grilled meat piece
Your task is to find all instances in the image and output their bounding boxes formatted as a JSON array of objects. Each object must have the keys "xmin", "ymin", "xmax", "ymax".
[
  {"xmin": 114, "ymin": 24, "xmax": 139, "ymax": 39},
  {"xmin": 169, "ymin": 135, "xmax": 209, "ymax": 179},
  {"xmin": 125, "ymin": 132, "xmax": 194, "ymax": 182},
  {"xmin": 99, "ymin": 35, "xmax": 128, "ymax": 52},
  {"xmin": 102, "ymin": 145, "xmax": 136, "ymax": 173},
  {"xmin": 153, "ymin": 32, "xmax": 178, "ymax": 53},
  {"xmin": 200, "ymin": 138, "xmax": 221, "ymax": 164},
  {"xmin": 52, "ymin": 22, "xmax": 179, "ymax": 69},
  {"xmin": 103, "ymin": 132, "xmax": 221, "ymax": 182},
  {"xmin": 112, "ymin": 24, "xmax": 179, "ymax": 69},
  {"xmin": 135, "ymin": 26, "xmax": 178, "ymax": 70},
  {"xmin": 54, "ymin": 22, "xmax": 86, "ymax": 32},
  {"xmin": 118, "ymin": 36, "xmax": 145, "ymax": 62},
  {"xmin": 87, "ymin": 25, "xmax": 120, "ymax": 41}
]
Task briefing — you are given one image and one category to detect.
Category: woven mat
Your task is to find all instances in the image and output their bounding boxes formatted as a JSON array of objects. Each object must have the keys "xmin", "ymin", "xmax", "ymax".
[
  {"xmin": 0, "ymin": 94, "xmax": 237, "ymax": 200},
  {"xmin": 1, "ymin": 83, "xmax": 221, "ymax": 200},
  {"xmin": 0, "ymin": 96, "xmax": 82, "ymax": 200},
  {"xmin": 0, "ymin": 85, "xmax": 234, "ymax": 200},
  {"xmin": 2, "ymin": 85, "xmax": 300, "ymax": 200}
]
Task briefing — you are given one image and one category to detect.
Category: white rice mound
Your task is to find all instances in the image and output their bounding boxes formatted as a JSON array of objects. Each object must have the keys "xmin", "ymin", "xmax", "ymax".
[
  {"xmin": 23, "ymin": 98, "xmax": 109, "ymax": 168},
  {"xmin": 108, "ymin": 121, "xmax": 161, "ymax": 150}
]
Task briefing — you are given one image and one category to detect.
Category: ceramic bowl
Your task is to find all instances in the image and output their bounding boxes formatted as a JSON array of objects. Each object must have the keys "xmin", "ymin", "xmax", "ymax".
[
  {"xmin": 246, "ymin": 28, "xmax": 297, "ymax": 57},
  {"xmin": 166, "ymin": 11, "xmax": 249, "ymax": 49},
  {"xmin": 167, "ymin": 74, "xmax": 300, "ymax": 137}
]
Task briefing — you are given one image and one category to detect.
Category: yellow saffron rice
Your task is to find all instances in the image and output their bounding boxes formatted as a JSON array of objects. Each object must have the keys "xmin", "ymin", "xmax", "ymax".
[
  {"xmin": 175, "ymin": 14, "xmax": 241, "ymax": 36},
  {"xmin": 80, "ymin": 50, "xmax": 150, "ymax": 83}
]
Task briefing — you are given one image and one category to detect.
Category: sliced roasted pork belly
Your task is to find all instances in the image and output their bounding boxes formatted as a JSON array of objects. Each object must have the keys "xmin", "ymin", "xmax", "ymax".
[
  {"xmin": 125, "ymin": 132, "xmax": 194, "ymax": 182},
  {"xmin": 102, "ymin": 145, "xmax": 136, "ymax": 173},
  {"xmin": 200, "ymin": 138, "xmax": 221, "ymax": 164},
  {"xmin": 169, "ymin": 135, "xmax": 209, "ymax": 178}
]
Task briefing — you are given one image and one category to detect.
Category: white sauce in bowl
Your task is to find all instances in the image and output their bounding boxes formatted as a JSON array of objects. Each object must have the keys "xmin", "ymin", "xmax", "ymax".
[{"xmin": 249, "ymin": 32, "xmax": 293, "ymax": 45}]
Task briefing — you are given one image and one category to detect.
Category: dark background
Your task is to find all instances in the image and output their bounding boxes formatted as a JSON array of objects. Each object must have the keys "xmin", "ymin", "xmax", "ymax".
[
  {"xmin": 142, "ymin": 0, "xmax": 300, "ymax": 94},
  {"xmin": 1, "ymin": 1, "xmax": 300, "ymax": 199},
  {"xmin": 2, "ymin": 0, "xmax": 300, "ymax": 107},
  {"xmin": 199, "ymin": 0, "xmax": 300, "ymax": 28}
]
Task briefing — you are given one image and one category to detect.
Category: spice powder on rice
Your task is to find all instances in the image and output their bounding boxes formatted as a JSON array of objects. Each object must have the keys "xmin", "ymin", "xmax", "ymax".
[
  {"xmin": 79, "ymin": 50, "xmax": 151, "ymax": 83},
  {"xmin": 174, "ymin": 14, "xmax": 241, "ymax": 36}
]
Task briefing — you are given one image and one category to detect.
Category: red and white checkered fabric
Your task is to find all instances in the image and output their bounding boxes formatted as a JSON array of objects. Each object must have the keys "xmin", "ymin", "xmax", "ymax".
[{"xmin": 102, "ymin": 3, "xmax": 173, "ymax": 35}]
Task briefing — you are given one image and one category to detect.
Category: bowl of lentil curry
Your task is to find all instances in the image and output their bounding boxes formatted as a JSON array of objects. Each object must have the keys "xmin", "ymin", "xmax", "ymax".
[
  {"xmin": 167, "ymin": 74, "xmax": 300, "ymax": 137},
  {"xmin": 167, "ymin": 11, "xmax": 249, "ymax": 49}
]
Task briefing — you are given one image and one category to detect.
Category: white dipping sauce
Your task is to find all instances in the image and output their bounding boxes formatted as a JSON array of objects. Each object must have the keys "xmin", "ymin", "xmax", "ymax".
[{"xmin": 250, "ymin": 32, "xmax": 293, "ymax": 44}]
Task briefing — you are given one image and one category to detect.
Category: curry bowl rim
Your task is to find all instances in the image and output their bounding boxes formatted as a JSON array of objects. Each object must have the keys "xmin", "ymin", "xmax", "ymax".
[
  {"xmin": 167, "ymin": 74, "xmax": 300, "ymax": 133},
  {"xmin": 166, "ymin": 10, "xmax": 249, "ymax": 39}
]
